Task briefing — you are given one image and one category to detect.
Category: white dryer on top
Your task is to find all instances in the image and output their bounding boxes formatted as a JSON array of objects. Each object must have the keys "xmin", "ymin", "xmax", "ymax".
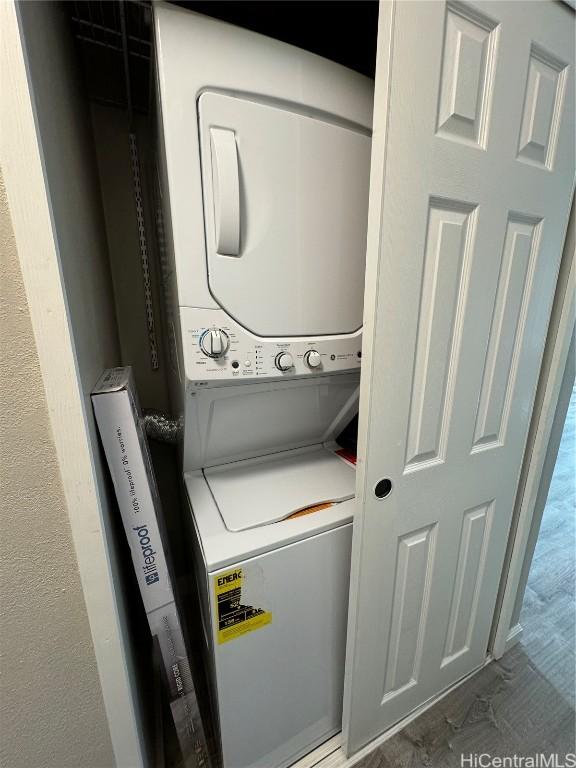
[{"xmin": 154, "ymin": 1, "xmax": 373, "ymax": 397}]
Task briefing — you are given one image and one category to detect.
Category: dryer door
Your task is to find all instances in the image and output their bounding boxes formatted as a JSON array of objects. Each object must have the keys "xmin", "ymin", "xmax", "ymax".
[{"xmin": 198, "ymin": 92, "xmax": 371, "ymax": 337}]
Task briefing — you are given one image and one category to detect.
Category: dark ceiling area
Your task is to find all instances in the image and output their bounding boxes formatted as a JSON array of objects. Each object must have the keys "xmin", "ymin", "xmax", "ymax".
[
  {"xmin": 176, "ymin": 2, "xmax": 379, "ymax": 79},
  {"xmin": 66, "ymin": 0, "xmax": 378, "ymax": 115}
]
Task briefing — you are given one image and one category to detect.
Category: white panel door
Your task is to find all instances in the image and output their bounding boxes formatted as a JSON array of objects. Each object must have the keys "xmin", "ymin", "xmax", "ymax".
[{"xmin": 344, "ymin": 0, "xmax": 575, "ymax": 754}]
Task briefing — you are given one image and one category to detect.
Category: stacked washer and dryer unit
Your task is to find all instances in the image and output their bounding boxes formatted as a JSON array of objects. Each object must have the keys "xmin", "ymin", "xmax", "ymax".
[{"xmin": 154, "ymin": 5, "xmax": 373, "ymax": 767}]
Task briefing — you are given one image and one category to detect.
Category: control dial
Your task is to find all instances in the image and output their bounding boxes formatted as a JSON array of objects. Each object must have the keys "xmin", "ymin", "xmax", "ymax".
[
  {"xmin": 275, "ymin": 352, "xmax": 294, "ymax": 371},
  {"xmin": 200, "ymin": 329, "xmax": 229, "ymax": 358},
  {"xmin": 304, "ymin": 350, "xmax": 322, "ymax": 369}
]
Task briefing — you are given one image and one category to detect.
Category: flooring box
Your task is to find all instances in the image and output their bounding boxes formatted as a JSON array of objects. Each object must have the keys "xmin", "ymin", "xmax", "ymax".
[{"xmin": 92, "ymin": 367, "xmax": 210, "ymax": 768}]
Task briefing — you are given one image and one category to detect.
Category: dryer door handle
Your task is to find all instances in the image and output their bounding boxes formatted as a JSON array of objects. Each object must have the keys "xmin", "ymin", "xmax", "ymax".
[{"xmin": 210, "ymin": 128, "xmax": 240, "ymax": 256}]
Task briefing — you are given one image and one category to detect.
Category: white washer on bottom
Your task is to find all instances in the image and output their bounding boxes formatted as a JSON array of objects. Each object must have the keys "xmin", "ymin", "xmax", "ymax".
[{"xmin": 184, "ymin": 446, "xmax": 355, "ymax": 768}]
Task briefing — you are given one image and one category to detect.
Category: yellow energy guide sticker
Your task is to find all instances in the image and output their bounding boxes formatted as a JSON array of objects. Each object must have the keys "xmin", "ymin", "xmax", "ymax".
[{"xmin": 214, "ymin": 567, "xmax": 272, "ymax": 644}]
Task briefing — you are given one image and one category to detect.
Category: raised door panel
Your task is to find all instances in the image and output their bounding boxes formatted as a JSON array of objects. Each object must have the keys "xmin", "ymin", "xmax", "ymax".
[
  {"xmin": 473, "ymin": 215, "xmax": 542, "ymax": 450},
  {"xmin": 436, "ymin": 1, "xmax": 499, "ymax": 148},
  {"xmin": 405, "ymin": 200, "xmax": 476, "ymax": 470},
  {"xmin": 441, "ymin": 501, "xmax": 493, "ymax": 667},
  {"xmin": 382, "ymin": 524, "xmax": 437, "ymax": 699},
  {"xmin": 517, "ymin": 45, "xmax": 569, "ymax": 170}
]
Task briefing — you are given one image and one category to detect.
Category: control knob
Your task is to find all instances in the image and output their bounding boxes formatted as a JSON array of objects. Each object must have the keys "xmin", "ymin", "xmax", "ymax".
[
  {"xmin": 275, "ymin": 352, "xmax": 294, "ymax": 371},
  {"xmin": 200, "ymin": 329, "xmax": 229, "ymax": 358},
  {"xmin": 304, "ymin": 350, "xmax": 322, "ymax": 369}
]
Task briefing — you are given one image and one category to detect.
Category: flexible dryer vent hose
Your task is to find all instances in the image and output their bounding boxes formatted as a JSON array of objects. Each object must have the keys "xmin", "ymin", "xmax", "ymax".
[{"xmin": 143, "ymin": 410, "xmax": 183, "ymax": 445}]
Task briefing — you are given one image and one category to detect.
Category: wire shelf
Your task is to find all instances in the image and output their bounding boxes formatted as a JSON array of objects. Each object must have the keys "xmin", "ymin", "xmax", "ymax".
[
  {"xmin": 67, "ymin": 0, "xmax": 152, "ymax": 114},
  {"xmin": 69, "ymin": 0, "xmax": 151, "ymax": 60}
]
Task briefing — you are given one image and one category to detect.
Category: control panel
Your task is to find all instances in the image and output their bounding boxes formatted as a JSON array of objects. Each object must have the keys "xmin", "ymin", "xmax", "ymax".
[{"xmin": 180, "ymin": 307, "xmax": 362, "ymax": 384}]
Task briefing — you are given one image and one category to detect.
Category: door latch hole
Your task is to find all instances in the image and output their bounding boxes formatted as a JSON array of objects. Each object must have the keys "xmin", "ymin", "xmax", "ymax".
[{"xmin": 375, "ymin": 478, "xmax": 392, "ymax": 499}]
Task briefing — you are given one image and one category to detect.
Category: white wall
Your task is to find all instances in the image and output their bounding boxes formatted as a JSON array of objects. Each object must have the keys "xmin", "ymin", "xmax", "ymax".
[
  {"xmin": 1, "ymin": 1, "xmax": 150, "ymax": 763},
  {"xmin": 0, "ymin": 170, "xmax": 116, "ymax": 768}
]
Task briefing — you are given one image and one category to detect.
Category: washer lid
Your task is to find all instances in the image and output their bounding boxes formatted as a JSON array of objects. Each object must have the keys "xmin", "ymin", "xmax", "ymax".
[
  {"xmin": 199, "ymin": 92, "xmax": 371, "ymax": 337},
  {"xmin": 204, "ymin": 445, "xmax": 355, "ymax": 531}
]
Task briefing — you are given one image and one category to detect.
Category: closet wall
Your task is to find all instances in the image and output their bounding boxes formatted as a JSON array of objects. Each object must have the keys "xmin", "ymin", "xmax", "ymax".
[
  {"xmin": 0, "ymin": 169, "xmax": 116, "ymax": 768},
  {"xmin": 5, "ymin": 1, "xmax": 152, "ymax": 763}
]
